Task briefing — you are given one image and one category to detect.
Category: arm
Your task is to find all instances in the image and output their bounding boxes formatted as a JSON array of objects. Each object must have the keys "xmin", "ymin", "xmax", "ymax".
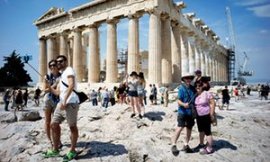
[
  {"xmin": 209, "ymin": 98, "xmax": 216, "ymax": 116},
  {"xmin": 178, "ymin": 99, "xmax": 189, "ymax": 108},
  {"xmin": 62, "ymin": 75, "xmax": 75, "ymax": 106}
]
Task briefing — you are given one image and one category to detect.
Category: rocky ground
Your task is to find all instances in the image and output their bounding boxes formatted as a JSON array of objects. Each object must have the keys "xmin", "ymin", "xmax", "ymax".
[{"xmin": 0, "ymin": 91, "xmax": 270, "ymax": 162}]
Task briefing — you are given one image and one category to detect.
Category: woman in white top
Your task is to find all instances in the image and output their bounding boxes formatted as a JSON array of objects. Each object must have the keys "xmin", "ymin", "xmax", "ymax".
[
  {"xmin": 126, "ymin": 71, "xmax": 142, "ymax": 119},
  {"xmin": 137, "ymin": 72, "xmax": 146, "ymax": 116}
]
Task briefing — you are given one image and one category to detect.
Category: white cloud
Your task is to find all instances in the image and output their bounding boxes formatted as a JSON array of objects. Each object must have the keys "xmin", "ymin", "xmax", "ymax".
[
  {"xmin": 259, "ymin": 29, "xmax": 268, "ymax": 34},
  {"xmin": 247, "ymin": 4, "xmax": 270, "ymax": 17},
  {"xmin": 234, "ymin": 0, "xmax": 269, "ymax": 6}
]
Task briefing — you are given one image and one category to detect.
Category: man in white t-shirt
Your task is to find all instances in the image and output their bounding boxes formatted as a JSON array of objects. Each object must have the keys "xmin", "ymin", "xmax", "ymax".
[{"xmin": 43, "ymin": 55, "xmax": 80, "ymax": 161}]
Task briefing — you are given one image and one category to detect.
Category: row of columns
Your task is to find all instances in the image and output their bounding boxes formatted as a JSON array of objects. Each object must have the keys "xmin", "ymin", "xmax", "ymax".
[{"xmin": 38, "ymin": 10, "xmax": 228, "ymax": 84}]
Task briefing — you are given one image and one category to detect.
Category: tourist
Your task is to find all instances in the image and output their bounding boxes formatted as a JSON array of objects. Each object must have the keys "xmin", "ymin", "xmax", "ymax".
[
  {"xmin": 23, "ymin": 89, "xmax": 29, "ymax": 107},
  {"xmin": 118, "ymin": 83, "xmax": 127, "ymax": 105},
  {"xmin": 97, "ymin": 87, "xmax": 102, "ymax": 106},
  {"xmin": 109, "ymin": 87, "xmax": 116, "ymax": 106},
  {"xmin": 246, "ymin": 85, "xmax": 251, "ymax": 95},
  {"xmin": 137, "ymin": 72, "xmax": 146, "ymax": 115},
  {"xmin": 163, "ymin": 85, "xmax": 169, "ymax": 107},
  {"xmin": 152, "ymin": 84, "xmax": 158, "ymax": 104},
  {"xmin": 11, "ymin": 89, "xmax": 17, "ymax": 109},
  {"xmin": 221, "ymin": 85, "xmax": 230, "ymax": 110},
  {"xmin": 44, "ymin": 55, "xmax": 80, "ymax": 161},
  {"xmin": 171, "ymin": 73, "xmax": 196, "ymax": 155},
  {"xmin": 126, "ymin": 71, "xmax": 142, "ymax": 118},
  {"xmin": 234, "ymin": 88, "xmax": 239, "ymax": 101},
  {"xmin": 15, "ymin": 89, "xmax": 23, "ymax": 111},
  {"xmin": 194, "ymin": 82, "xmax": 215, "ymax": 154},
  {"xmin": 194, "ymin": 69, "xmax": 202, "ymax": 87},
  {"xmin": 34, "ymin": 87, "xmax": 42, "ymax": 106},
  {"xmin": 102, "ymin": 88, "xmax": 110, "ymax": 108},
  {"xmin": 43, "ymin": 59, "xmax": 61, "ymax": 147},
  {"xmin": 149, "ymin": 84, "xmax": 154, "ymax": 105},
  {"xmin": 3, "ymin": 89, "xmax": 11, "ymax": 111},
  {"xmin": 90, "ymin": 90, "xmax": 98, "ymax": 106}
]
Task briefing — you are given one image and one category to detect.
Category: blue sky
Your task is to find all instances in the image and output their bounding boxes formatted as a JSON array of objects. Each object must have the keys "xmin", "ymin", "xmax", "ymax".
[{"xmin": 0, "ymin": 0, "xmax": 269, "ymax": 84}]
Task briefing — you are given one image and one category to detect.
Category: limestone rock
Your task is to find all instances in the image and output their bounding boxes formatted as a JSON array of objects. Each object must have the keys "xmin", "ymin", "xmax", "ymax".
[{"xmin": 17, "ymin": 111, "xmax": 42, "ymax": 121}]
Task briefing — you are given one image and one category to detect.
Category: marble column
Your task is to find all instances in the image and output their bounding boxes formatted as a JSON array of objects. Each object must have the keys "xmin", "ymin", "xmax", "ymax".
[
  {"xmin": 106, "ymin": 19, "xmax": 119, "ymax": 83},
  {"xmin": 39, "ymin": 38, "xmax": 47, "ymax": 82},
  {"xmin": 180, "ymin": 31, "xmax": 189, "ymax": 75},
  {"xmin": 161, "ymin": 14, "xmax": 172, "ymax": 84},
  {"xmin": 188, "ymin": 39, "xmax": 195, "ymax": 74},
  {"xmin": 59, "ymin": 33, "xmax": 68, "ymax": 57},
  {"xmin": 47, "ymin": 36, "xmax": 56, "ymax": 62},
  {"xmin": 171, "ymin": 21, "xmax": 181, "ymax": 83},
  {"xmin": 127, "ymin": 14, "xmax": 140, "ymax": 74},
  {"xmin": 148, "ymin": 10, "xmax": 162, "ymax": 84},
  {"xmin": 200, "ymin": 45, "xmax": 206, "ymax": 76},
  {"xmin": 195, "ymin": 41, "xmax": 201, "ymax": 71},
  {"xmin": 205, "ymin": 51, "xmax": 210, "ymax": 76},
  {"xmin": 68, "ymin": 39, "xmax": 73, "ymax": 67},
  {"xmin": 88, "ymin": 24, "xmax": 100, "ymax": 83},
  {"xmin": 73, "ymin": 28, "xmax": 84, "ymax": 82}
]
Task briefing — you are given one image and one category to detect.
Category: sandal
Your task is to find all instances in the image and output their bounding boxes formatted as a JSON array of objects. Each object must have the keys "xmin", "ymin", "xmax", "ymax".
[
  {"xmin": 199, "ymin": 147, "xmax": 214, "ymax": 155},
  {"xmin": 171, "ymin": 145, "xmax": 179, "ymax": 156},
  {"xmin": 42, "ymin": 149, "xmax": 60, "ymax": 158},
  {"xmin": 63, "ymin": 151, "xmax": 77, "ymax": 162}
]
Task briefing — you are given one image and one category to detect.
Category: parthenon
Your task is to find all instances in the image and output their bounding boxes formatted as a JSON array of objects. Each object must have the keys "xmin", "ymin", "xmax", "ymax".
[{"xmin": 34, "ymin": 0, "xmax": 229, "ymax": 85}]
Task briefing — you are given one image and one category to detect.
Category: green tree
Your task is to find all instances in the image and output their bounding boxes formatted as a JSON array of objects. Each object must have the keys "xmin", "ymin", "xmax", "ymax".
[{"xmin": 0, "ymin": 50, "xmax": 32, "ymax": 86}]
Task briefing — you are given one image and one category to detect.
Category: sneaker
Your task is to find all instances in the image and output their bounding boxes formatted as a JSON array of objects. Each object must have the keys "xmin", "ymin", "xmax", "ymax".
[
  {"xmin": 42, "ymin": 149, "xmax": 60, "ymax": 158},
  {"xmin": 182, "ymin": 145, "xmax": 193, "ymax": 153},
  {"xmin": 171, "ymin": 145, "xmax": 179, "ymax": 156},
  {"xmin": 63, "ymin": 151, "xmax": 77, "ymax": 162},
  {"xmin": 130, "ymin": 113, "xmax": 136, "ymax": 118},
  {"xmin": 199, "ymin": 147, "xmax": 214, "ymax": 155},
  {"xmin": 193, "ymin": 144, "xmax": 206, "ymax": 152},
  {"xmin": 138, "ymin": 114, "xmax": 143, "ymax": 119}
]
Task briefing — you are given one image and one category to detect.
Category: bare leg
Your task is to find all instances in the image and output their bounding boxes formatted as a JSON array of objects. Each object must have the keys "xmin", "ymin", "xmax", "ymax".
[
  {"xmin": 134, "ymin": 97, "xmax": 141, "ymax": 115},
  {"xmin": 51, "ymin": 122, "xmax": 61, "ymax": 151},
  {"xmin": 206, "ymin": 135, "xmax": 213, "ymax": 151},
  {"xmin": 172, "ymin": 127, "xmax": 184, "ymax": 145},
  {"xmin": 185, "ymin": 128, "xmax": 192, "ymax": 145},
  {"xmin": 199, "ymin": 132, "xmax": 205, "ymax": 145},
  {"xmin": 69, "ymin": 125, "xmax": 78, "ymax": 152},
  {"xmin": 44, "ymin": 108, "xmax": 52, "ymax": 146}
]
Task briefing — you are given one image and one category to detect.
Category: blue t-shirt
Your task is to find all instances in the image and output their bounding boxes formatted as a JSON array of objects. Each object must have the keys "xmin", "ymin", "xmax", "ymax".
[{"xmin": 178, "ymin": 84, "xmax": 196, "ymax": 115}]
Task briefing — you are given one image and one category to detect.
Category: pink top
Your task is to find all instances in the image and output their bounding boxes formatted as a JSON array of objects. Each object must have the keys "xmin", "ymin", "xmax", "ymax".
[{"xmin": 195, "ymin": 91, "xmax": 213, "ymax": 116}]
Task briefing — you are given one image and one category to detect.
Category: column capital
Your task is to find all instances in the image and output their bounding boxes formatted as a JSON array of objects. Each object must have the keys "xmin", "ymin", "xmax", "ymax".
[
  {"xmin": 106, "ymin": 18, "xmax": 120, "ymax": 25},
  {"xmin": 127, "ymin": 12, "xmax": 143, "ymax": 19},
  {"xmin": 88, "ymin": 22, "xmax": 101, "ymax": 28},
  {"xmin": 160, "ymin": 12, "xmax": 170, "ymax": 21},
  {"xmin": 171, "ymin": 19, "xmax": 180, "ymax": 27},
  {"xmin": 145, "ymin": 8, "xmax": 161, "ymax": 17},
  {"xmin": 39, "ymin": 36, "xmax": 47, "ymax": 41}
]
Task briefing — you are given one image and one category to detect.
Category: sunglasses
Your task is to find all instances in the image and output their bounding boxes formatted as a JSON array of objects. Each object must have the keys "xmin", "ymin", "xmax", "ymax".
[
  {"xmin": 49, "ymin": 64, "xmax": 56, "ymax": 68},
  {"xmin": 56, "ymin": 59, "xmax": 64, "ymax": 63}
]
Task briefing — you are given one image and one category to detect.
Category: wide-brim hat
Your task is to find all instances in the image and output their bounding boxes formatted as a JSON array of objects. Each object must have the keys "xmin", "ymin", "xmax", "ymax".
[
  {"xmin": 181, "ymin": 73, "xmax": 195, "ymax": 81},
  {"xmin": 130, "ymin": 71, "xmax": 138, "ymax": 77}
]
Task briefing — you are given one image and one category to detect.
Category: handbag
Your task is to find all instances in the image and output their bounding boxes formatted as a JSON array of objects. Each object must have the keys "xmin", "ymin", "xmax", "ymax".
[{"xmin": 61, "ymin": 81, "xmax": 88, "ymax": 104}]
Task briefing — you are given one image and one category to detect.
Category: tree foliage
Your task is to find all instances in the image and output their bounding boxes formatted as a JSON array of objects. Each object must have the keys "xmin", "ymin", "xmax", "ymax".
[{"xmin": 0, "ymin": 50, "xmax": 32, "ymax": 87}]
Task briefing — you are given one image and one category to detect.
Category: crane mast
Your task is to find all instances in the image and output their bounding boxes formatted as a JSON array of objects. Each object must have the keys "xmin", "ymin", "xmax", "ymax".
[{"xmin": 226, "ymin": 7, "xmax": 236, "ymax": 82}]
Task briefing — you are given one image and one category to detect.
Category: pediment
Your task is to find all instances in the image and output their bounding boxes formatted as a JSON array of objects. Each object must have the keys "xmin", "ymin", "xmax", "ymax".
[{"xmin": 36, "ymin": 7, "xmax": 65, "ymax": 22}]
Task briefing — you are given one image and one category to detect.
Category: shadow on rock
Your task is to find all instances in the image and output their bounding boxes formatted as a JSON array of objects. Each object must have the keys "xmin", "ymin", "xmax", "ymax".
[
  {"xmin": 214, "ymin": 139, "xmax": 237, "ymax": 151},
  {"xmin": 216, "ymin": 114, "xmax": 224, "ymax": 120},
  {"xmin": 76, "ymin": 141, "xmax": 128, "ymax": 159},
  {"xmin": 144, "ymin": 111, "xmax": 166, "ymax": 121}
]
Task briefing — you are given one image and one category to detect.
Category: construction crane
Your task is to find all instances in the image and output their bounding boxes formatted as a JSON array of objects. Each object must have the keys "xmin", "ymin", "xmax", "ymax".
[
  {"xmin": 238, "ymin": 52, "xmax": 253, "ymax": 77},
  {"xmin": 225, "ymin": 7, "xmax": 236, "ymax": 83}
]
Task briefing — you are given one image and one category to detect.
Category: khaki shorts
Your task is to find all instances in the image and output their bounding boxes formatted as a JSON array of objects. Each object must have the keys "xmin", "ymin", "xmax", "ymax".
[
  {"xmin": 52, "ymin": 103, "xmax": 79, "ymax": 126},
  {"xmin": 44, "ymin": 99, "xmax": 57, "ymax": 111}
]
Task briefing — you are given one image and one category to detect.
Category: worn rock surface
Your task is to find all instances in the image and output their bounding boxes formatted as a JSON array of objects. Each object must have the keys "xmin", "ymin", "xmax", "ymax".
[{"xmin": 0, "ymin": 92, "xmax": 270, "ymax": 162}]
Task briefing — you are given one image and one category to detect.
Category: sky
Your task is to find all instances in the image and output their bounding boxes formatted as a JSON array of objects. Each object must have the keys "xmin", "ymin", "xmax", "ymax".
[{"xmin": 0, "ymin": 0, "xmax": 269, "ymax": 85}]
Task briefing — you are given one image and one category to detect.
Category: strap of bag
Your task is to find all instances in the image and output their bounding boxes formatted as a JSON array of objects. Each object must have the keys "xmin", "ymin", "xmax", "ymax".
[
  {"xmin": 61, "ymin": 81, "xmax": 78, "ymax": 94},
  {"xmin": 182, "ymin": 85, "xmax": 196, "ymax": 104}
]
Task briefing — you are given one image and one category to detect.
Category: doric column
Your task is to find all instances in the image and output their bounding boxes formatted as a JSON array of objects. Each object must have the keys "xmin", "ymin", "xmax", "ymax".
[
  {"xmin": 195, "ymin": 40, "xmax": 201, "ymax": 71},
  {"xmin": 73, "ymin": 27, "xmax": 84, "ymax": 82},
  {"xmin": 148, "ymin": 9, "xmax": 162, "ymax": 84},
  {"xmin": 188, "ymin": 41, "xmax": 195, "ymax": 74},
  {"xmin": 210, "ymin": 55, "xmax": 214, "ymax": 80},
  {"xmin": 205, "ymin": 51, "xmax": 210, "ymax": 76},
  {"xmin": 88, "ymin": 24, "xmax": 100, "ymax": 83},
  {"xmin": 59, "ymin": 32, "xmax": 68, "ymax": 57},
  {"xmin": 161, "ymin": 13, "xmax": 172, "ymax": 84},
  {"xmin": 200, "ymin": 44, "xmax": 206, "ymax": 76},
  {"xmin": 68, "ymin": 39, "xmax": 73, "ymax": 67},
  {"xmin": 39, "ymin": 38, "xmax": 47, "ymax": 82},
  {"xmin": 106, "ymin": 19, "xmax": 119, "ymax": 83},
  {"xmin": 171, "ymin": 21, "xmax": 181, "ymax": 83},
  {"xmin": 127, "ymin": 14, "xmax": 140, "ymax": 74},
  {"xmin": 47, "ymin": 36, "xmax": 56, "ymax": 62},
  {"xmin": 180, "ymin": 31, "xmax": 189, "ymax": 74}
]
